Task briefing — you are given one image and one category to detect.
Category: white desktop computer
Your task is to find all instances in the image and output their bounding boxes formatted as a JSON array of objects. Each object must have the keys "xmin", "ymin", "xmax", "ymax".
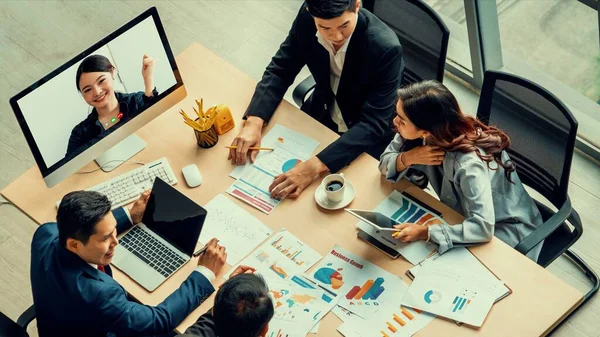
[{"xmin": 9, "ymin": 7, "xmax": 185, "ymax": 189}]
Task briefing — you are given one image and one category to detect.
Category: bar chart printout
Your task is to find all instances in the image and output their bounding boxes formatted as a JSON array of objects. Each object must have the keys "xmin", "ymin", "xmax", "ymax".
[
  {"xmin": 336, "ymin": 305, "xmax": 436, "ymax": 337},
  {"xmin": 309, "ymin": 245, "xmax": 409, "ymax": 319},
  {"xmin": 227, "ymin": 229, "xmax": 322, "ymax": 282}
]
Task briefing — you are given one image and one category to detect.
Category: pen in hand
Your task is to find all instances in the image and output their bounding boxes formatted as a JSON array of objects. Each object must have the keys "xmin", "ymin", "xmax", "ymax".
[{"xmin": 193, "ymin": 240, "xmax": 219, "ymax": 257}]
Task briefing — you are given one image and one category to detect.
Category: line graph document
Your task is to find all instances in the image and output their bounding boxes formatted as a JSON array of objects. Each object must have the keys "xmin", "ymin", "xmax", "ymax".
[{"xmin": 199, "ymin": 194, "xmax": 273, "ymax": 265}]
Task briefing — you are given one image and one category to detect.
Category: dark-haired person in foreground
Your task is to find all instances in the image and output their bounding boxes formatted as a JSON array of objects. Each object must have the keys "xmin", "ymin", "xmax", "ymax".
[
  {"xmin": 379, "ymin": 80, "xmax": 544, "ymax": 261},
  {"xmin": 229, "ymin": 0, "xmax": 403, "ymax": 199},
  {"xmin": 178, "ymin": 266, "xmax": 274, "ymax": 337},
  {"xmin": 30, "ymin": 190, "xmax": 227, "ymax": 337}
]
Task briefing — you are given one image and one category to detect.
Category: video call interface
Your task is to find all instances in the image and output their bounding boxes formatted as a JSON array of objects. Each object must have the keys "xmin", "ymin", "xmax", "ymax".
[{"xmin": 14, "ymin": 16, "xmax": 177, "ymax": 169}]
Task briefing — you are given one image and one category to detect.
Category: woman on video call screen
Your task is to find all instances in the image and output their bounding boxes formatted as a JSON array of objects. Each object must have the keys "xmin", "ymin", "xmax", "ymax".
[{"xmin": 66, "ymin": 54, "xmax": 158, "ymax": 156}]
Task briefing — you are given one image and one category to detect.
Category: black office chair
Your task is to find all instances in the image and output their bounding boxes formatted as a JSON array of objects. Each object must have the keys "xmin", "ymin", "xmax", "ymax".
[
  {"xmin": 0, "ymin": 305, "xmax": 35, "ymax": 337},
  {"xmin": 292, "ymin": 0, "xmax": 450, "ymax": 107},
  {"xmin": 476, "ymin": 70, "xmax": 599, "ymax": 327}
]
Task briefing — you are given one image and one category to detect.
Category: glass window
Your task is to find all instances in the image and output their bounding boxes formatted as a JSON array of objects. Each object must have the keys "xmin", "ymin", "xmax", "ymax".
[
  {"xmin": 423, "ymin": 0, "xmax": 473, "ymax": 73},
  {"xmin": 497, "ymin": 0, "xmax": 599, "ymax": 104}
]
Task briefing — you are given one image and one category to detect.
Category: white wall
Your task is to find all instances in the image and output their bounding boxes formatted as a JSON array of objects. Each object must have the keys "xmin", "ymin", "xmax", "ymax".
[{"xmin": 16, "ymin": 17, "xmax": 176, "ymax": 168}]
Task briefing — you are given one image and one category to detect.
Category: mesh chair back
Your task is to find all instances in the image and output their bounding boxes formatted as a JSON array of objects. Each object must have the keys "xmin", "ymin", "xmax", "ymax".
[
  {"xmin": 364, "ymin": 0, "xmax": 449, "ymax": 84},
  {"xmin": 477, "ymin": 70, "xmax": 578, "ymax": 206}
]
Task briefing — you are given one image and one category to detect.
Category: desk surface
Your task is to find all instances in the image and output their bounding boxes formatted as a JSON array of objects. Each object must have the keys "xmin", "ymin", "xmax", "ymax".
[{"xmin": 1, "ymin": 43, "xmax": 583, "ymax": 337}]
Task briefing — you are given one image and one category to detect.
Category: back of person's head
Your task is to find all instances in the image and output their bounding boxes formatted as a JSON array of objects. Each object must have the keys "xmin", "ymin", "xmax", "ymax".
[
  {"xmin": 213, "ymin": 274, "xmax": 274, "ymax": 337},
  {"xmin": 305, "ymin": 0, "xmax": 358, "ymax": 19},
  {"xmin": 398, "ymin": 80, "xmax": 516, "ymax": 181},
  {"xmin": 75, "ymin": 55, "xmax": 115, "ymax": 91},
  {"xmin": 56, "ymin": 190, "xmax": 112, "ymax": 247}
]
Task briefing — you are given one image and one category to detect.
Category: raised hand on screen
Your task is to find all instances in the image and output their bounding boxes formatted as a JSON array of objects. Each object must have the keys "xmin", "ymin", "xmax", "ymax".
[{"xmin": 141, "ymin": 54, "xmax": 156, "ymax": 97}]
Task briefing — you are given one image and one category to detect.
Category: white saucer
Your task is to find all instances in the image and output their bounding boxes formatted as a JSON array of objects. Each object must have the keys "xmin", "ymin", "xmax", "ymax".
[{"xmin": 315, "ymin": 180, "xmax": 356, "ymax": 210}]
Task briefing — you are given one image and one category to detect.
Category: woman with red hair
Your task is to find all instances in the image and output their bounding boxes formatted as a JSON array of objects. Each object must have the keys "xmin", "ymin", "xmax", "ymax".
[{"xmin": 380, "ymin": 80, "xmax": 543, "ymax": 261}]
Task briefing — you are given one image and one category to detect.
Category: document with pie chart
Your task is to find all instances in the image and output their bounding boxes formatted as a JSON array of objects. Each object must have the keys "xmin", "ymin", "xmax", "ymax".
[
  {"xmin": 401, "ymin": 263, "xmax": 504, "ymax": 327},
  {"xmin": 308, "ymin": 245, "xmax": 409, "ymax": 319},
  {"xmin": 229, "ymin": 124, "xmax": 320, "ymax": 179},
  {"xmin": 227, "ymin": 144, "xmax": 309, "ymax": 214}
]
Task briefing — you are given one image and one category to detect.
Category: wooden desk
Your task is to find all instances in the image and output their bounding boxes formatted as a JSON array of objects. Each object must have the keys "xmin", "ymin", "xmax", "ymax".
[{"xmin": 1, "ymin": 43, "xmax": 583, "ymax": 337}]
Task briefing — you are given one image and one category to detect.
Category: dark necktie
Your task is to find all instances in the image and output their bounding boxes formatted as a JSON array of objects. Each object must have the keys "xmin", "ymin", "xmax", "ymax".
[{"xmin": 98, "ymin": 265, "xmax": 106, "ymax": 273}]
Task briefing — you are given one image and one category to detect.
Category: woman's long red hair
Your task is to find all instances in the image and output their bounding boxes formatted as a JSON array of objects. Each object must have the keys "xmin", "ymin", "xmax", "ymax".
[{"xmin": 398, "ymin": 80, "xmax": 515, "ymax": 182}]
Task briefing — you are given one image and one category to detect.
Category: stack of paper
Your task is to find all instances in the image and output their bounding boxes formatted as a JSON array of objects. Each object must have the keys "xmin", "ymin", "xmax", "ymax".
[
  {"xmin": 401, "ymin": 263, "xmax": 505, "ymax": 327},
  {"xmin": 227, "ymin": 145, "xmax": 305, "ymax": 214},
  {"xmin": 406, "ymin": 246, "xmax": 511, "ymax": 303},
  {"xmin": 227, "ymin": 124, "xmax": 320, "ymax": 214}
]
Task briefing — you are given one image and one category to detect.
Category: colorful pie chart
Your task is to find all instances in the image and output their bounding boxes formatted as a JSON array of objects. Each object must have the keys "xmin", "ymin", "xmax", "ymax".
[
  {"xmin": 424, "ymin": 290, "xmax": 442, "ymax": 304},
  {"xmin": 314, "ymin": 267, "xmax": 344, "ymax": 290},
  {"xmin": 282, "ymin": 159, "xmax": 302, "ymax": 173}
]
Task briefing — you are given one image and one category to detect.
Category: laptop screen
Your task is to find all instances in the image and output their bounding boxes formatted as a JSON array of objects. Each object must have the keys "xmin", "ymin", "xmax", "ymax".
[{"xmin": 142, "ymin": 178, "xmax": 206, "ymax": 256}]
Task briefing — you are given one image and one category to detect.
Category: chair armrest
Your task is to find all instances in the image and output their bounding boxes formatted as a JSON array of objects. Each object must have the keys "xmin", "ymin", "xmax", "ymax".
[
  {"xmin": 514, "ymin": 197, "xmax": 572, "ymax": 255},
  {"xmin": 292, "ymin": 75, "xmax": 316, "ymax": 108},
  {"xmin": 16, "ymin": 304, "xmax": 35, "ymax": 329}
]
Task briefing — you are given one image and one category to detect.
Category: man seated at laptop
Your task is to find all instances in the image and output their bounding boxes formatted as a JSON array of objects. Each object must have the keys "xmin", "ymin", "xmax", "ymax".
[
  {"xmin": 30, "ymin": 190, "xmax": 227, "ymax": 337},
  {"xmin": 178, "ymin": 266, "xmax": 274, "ymax": 337}
]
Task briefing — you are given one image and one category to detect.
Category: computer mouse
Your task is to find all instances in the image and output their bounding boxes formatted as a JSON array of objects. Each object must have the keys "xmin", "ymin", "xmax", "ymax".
[{"xmin": 181, "ymin": 164, "xmax": 203, "ymax": 188}]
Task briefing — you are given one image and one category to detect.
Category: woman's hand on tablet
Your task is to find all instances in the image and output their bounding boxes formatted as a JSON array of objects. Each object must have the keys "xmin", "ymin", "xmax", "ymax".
[{"xmin": 392, "ymin": 223, "xmax": 428, "ymax": 242}]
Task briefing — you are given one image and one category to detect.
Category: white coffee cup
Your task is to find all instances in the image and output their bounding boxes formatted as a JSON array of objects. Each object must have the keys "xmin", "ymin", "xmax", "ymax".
[{"xmin": 321, "ymin": 173, "xmax": 346, "ymax": 203}]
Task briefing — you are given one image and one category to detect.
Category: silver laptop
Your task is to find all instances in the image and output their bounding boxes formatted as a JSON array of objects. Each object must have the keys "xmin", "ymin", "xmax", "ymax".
[{"xmin": 112, "ymin": 177, "xmax": 206, "ymax": 291}]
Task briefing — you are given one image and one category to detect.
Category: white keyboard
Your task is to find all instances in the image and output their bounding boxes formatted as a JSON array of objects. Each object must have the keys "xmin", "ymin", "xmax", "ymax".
[{"xmin": 56, "ymin": 157, "xmax": 178, "ymax": 210}]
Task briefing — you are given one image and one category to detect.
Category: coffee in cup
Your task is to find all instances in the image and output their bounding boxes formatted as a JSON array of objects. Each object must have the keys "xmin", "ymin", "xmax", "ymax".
[{"xmin": 321, "ymin": 173, "xmax": 346, "ymax": 203}]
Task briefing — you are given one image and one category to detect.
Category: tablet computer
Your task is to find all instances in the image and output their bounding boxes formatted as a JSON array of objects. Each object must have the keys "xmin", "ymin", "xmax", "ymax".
[
  {"xmin": 345, "ymin": 209, "xmax": 399, "ymax": 232},
  {"xmin": 357, "ymin": 229, "xmax": 401, "ymax": 259}
]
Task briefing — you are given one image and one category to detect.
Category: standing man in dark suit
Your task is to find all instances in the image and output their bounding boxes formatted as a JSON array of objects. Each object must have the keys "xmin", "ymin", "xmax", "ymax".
[
  {"xmin": 229, "ymin": 0, "xmax": 403, "ymax": 199},
  {"xmin": 177, "ymin": 267, "xmax": 273, "ymax": 337},
  {"xmin": 30, "ymin": 190, "xmax": 227, "ymax": 337}
]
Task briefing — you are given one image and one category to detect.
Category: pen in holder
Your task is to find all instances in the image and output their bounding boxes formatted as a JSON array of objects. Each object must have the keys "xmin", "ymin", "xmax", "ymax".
[
  {"xmin": 179, "ymin": 98, "xmax": 220, "ymax": 149},
  {"xmin": 194, "ymin": 121, "xmax": 218, "ymax": 148}
]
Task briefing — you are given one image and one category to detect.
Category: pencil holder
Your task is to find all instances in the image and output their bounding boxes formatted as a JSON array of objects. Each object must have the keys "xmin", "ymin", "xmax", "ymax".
[{"xmin": 194, "ymin": 121, "xmax": 219, "ymax": 149}]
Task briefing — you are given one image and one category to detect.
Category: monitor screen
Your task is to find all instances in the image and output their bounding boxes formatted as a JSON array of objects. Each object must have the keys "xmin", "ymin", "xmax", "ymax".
[{"xmin": 9, "ymin": 7, "xmax": 184, "ymax": 187}]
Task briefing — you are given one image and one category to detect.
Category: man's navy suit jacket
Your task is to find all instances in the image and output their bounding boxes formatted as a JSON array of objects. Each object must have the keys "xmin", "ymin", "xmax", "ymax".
[{"xmin": 31, "ymin": 208, "xmax": 214, "ymax": 337}]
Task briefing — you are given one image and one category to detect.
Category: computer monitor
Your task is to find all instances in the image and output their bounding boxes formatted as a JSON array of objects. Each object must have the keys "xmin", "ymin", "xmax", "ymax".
[{"xmin": 9, "ymin": 7, "xmax": 186, "ymax": 188}]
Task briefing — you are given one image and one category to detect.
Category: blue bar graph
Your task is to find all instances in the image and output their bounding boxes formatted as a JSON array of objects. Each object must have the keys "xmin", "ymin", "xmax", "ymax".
[
  {"xmin": 397, "ymin": 204, "xmax": 418, "ymax": 222},
  {"xmin": 452, "ymin": 296, "xmax": 469, "ymax": 312},
  {"xmin": 407, "ymin": 209, "xmax": 426, "ymax": 223},
  {"xmin": 363, "ymin": 277, "xmax": 385, "ymax": 300},
  {"xmin": 459, "ymin": 298, "xmax": 467, "ymax": 310},
  {"xmin": 391, "ymin": 198, "xmax": 410, "ymax": 220}
]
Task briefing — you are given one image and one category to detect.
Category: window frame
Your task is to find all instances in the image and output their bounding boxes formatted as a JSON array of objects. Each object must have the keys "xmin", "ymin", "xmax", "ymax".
[{"xmin": 439, "ymin": 0, "xmax": 600, "ymax": 161}]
